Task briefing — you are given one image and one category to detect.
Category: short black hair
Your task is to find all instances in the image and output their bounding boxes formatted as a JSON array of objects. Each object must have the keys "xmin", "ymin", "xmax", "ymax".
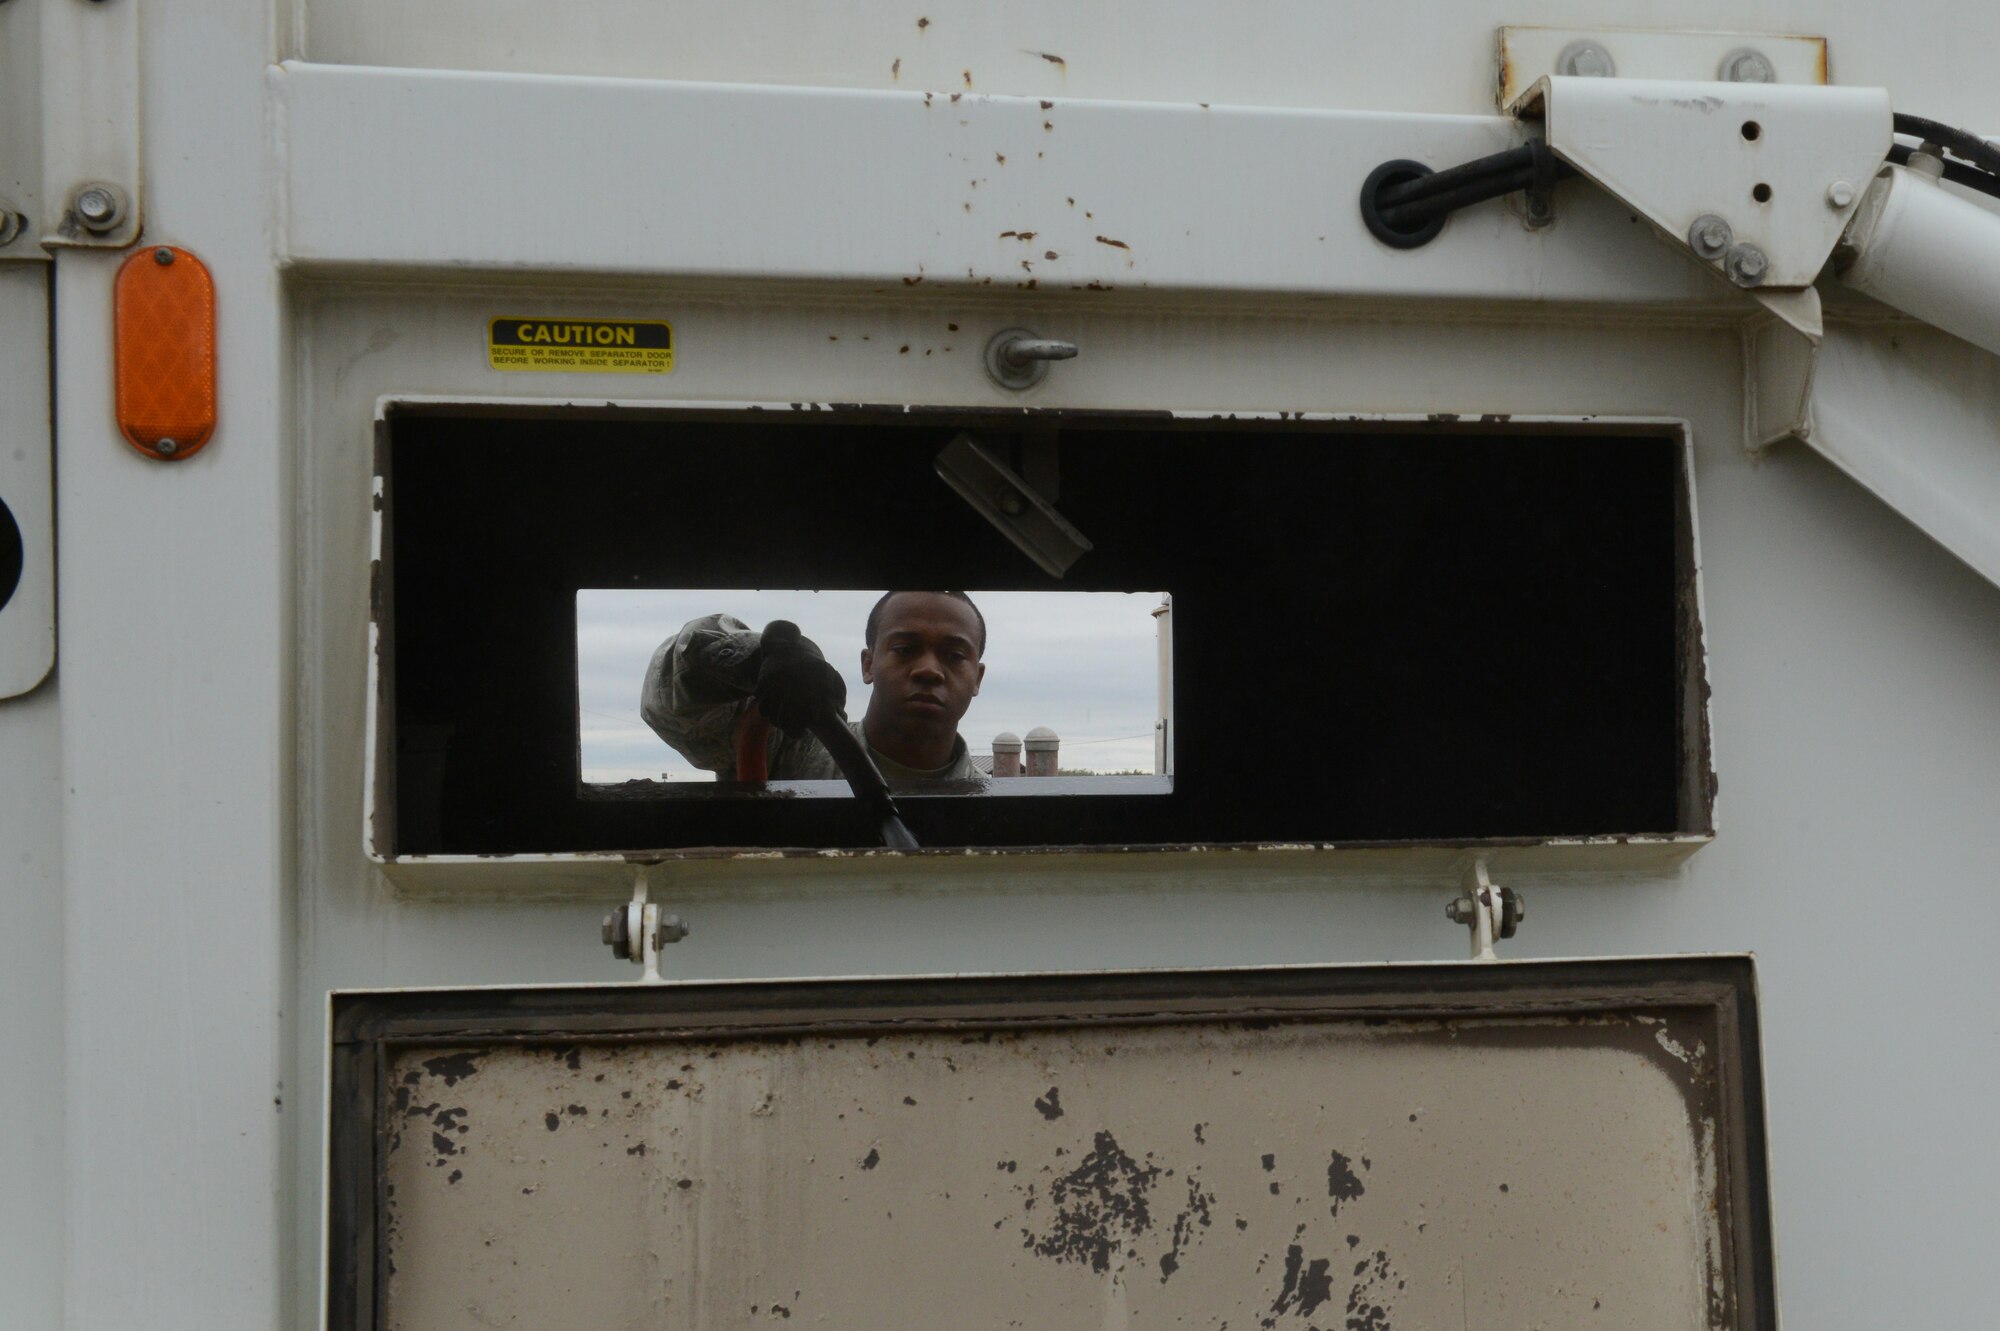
[{"xmin": 865, "ymin": 590, "xmax": 987, "ymax": 656}]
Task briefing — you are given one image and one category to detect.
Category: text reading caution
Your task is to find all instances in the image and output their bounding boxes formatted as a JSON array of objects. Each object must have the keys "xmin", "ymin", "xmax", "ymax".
[{"xmin": 488, "ymin": 318, "xmax": 675, "ymax": 374}]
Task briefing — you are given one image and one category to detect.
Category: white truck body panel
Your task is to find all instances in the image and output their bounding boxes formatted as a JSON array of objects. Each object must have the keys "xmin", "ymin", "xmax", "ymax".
[{"xmin": 4, "ymin": 4, "xmax": 1999, "ymax": 1328}]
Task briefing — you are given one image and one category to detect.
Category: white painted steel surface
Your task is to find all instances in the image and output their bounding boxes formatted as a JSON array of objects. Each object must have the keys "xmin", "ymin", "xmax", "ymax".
[
  {"xmin": 0, "ymin": 0, "xmax": 45, "ymax": 261},
  {"xmin": 1516, "ymin": 76, "xmax": 1891, "ymax": 290},
  {"xmin": 0, "ymin": 682, "xmax": 63, "ymax": 1330},
  {"xmin": 291, "ymin": 287, "xmax": 2000, "ymax": 1331},
  {"xmin": 5, "ymin": 4, "xmax": 2000, "ymax": 1330},
  {"xmin": 37, "ymin": 0, "xmax": 141, "ymax": 248},
  {"xmin": 0, "ymin": 266, "xmax": 54, "ymax": 696},
  {"xmin": 1495, "ymin": 26, "xmax": 1830, "ymax": 107},
  {"xmin": 1779, "ymin": 320, "xmax": 2000, "ymax": 590},
  {"xmin": 273, "ymin": 63, "xmax": 1727, "ymax": 307},
  {"xmin": 48, "ymin": 2, "xmax": 289, "ymax": 1329},
  {"xmin": 1841, "ymin": 164, "xmax": 2000, "ymax": 358}
]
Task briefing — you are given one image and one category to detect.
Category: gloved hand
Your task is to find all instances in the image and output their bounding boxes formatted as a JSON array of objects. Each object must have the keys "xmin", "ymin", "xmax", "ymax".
[{"xmin": 749, "ymin": 620, "xmax": 846, "ymax": 736}]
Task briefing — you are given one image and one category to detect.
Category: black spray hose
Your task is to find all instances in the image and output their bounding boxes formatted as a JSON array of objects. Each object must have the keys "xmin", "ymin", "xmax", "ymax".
[
  {"xmin": 1892, "ymin": 113, "xmax": 2000, "ymax": 179},
  {"xmin": 811, "ymin": 714, "xmax": 921, "ymax": 850}
]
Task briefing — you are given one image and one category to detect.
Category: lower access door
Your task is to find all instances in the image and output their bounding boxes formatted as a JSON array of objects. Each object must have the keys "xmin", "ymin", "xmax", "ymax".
[{"xmin": 328, "ymin": 958, "xmax": 1773, "ymax": 1330}]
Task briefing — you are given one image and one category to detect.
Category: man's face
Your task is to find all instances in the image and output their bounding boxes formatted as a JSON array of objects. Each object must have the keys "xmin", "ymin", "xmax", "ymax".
[{"xmin": 861, "ymin": 593, "xmax": 986, "ymax": 735}]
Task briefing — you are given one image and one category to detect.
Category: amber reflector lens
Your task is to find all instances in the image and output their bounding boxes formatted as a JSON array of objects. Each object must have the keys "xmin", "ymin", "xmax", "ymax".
[{"xmin": 115, "ymin": 246, "xmax": 216, "ymax": 460}]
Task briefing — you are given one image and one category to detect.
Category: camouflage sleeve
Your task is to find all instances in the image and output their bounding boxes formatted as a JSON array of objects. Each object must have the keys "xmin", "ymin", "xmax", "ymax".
[{"xmin": 639, "ymin": 613, "xmax": 763, "ymax": 775}]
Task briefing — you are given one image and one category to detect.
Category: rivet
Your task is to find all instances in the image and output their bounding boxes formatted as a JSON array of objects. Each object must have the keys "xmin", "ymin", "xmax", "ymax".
[{"xmin": 1826, "ymin": 180, "xmax": 1857, "ymax": 209}]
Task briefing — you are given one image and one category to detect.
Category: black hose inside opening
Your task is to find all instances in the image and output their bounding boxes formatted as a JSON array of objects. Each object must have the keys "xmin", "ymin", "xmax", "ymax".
[{"xmin": 1360, "ymin": 159, "xmax": 1448, "ymax": 249}]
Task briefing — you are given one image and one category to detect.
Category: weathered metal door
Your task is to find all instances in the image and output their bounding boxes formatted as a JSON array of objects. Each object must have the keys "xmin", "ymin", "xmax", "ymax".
[{"xmin": 331, "ymin": 957, "xmax": 1772, "ymax": 1330}]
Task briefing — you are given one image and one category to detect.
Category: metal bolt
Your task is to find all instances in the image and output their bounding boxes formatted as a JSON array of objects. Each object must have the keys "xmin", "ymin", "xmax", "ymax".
[
  {"xmin": 1723, "ymin": 243, "xmax": 1769, "ymax": 287},
  {"xmin": 73, "ymin": 183, "xmax": 126, "ymax": 234},
  {"xmin": 600, "ymin": 912, "xmax": 618, "ymax": 945},
  {"xmin": 154, "ymin": 438, "xmax": 179, "ymax": 457},
  {"xmin": 1444, "ymin": 897, "xmax": 1474, "ymax": 925},
  {"xmin": 655, "ymin": 914, "xmax": 690, "ymax": 946},
  {"xmin": 1556, "ymin": 40, "xmax": 1615, "ymax": 79},
  {"xmin": 1718, "ymin": 48, "xmax": 1776, "ymax": 83},
  {"xmin": 1825, "ymin": 180, "xmax": 1857, "ymax": 209},
  {"xmin": 1687, "ymin": 214, "xmax": 1734, "ymax": 261},
  {"xmin": 997, "ymin": 488, "xmax": 1026, "ymax": 516},
  {"xmin": 154, "ymin": 246, "xmax": 175, "ymax": 265}
]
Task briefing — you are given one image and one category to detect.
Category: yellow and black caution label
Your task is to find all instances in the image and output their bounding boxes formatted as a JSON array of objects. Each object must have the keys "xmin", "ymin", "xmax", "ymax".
[{"xmin": 487, "ymin": 317, "xmax": 675, "ymax": 374}]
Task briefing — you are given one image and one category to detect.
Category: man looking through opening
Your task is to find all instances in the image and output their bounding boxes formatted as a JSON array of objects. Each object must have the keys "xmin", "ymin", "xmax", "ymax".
[{"xmin": 641, "ymin": 591, "xmax": 986, "ymax": 783}]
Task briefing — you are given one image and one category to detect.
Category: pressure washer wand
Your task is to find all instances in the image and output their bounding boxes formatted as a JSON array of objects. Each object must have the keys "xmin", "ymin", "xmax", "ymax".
[{"xmin": 809, "ymin": 712, "xmax": 921, "ymax": 850}]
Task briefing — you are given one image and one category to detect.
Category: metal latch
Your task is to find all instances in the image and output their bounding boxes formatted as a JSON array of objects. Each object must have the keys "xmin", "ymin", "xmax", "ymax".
[
  {"xmin": 601, "ymin": 867, "xmax": 688, "ymax": 983},
  {"xmin": 1447, "ymin": 858, "xmax": 1524, "ymax": 962}
]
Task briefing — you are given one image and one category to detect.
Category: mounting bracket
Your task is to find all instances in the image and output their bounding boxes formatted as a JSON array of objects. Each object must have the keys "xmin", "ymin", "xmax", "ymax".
[{"xmin": 1510, "ymin": 75, "xmax": 1891, "ymax": 337}]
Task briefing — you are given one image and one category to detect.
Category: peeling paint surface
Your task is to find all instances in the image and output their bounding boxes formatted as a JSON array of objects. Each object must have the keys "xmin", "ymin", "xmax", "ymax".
[{"xmin": 380, "ymin": 1012, "xmax": 1728, "ymax": 1329}]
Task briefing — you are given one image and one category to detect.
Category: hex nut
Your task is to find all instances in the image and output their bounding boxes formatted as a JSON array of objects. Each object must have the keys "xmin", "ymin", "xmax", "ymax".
[
  {"xmin": 1723, "ymin": 243, "xmax": 1769, "ymax": 287},
  {"xmin": 1687, "ymin": 214, "xmax": 1734, "ymax": 261}
]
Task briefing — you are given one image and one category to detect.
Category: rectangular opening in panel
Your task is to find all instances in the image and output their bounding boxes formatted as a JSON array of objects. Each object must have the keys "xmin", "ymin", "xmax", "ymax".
[
  {"xmin": 577, "ymin": 589, "xmax": 1172, "ymax": 789},
  {"xmin": 374, "ymin": 406, "xmax": 1709, "ymax": 858}
]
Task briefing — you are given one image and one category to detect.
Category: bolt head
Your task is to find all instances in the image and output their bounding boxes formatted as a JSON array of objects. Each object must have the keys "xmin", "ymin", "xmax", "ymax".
[
  {"xmin": 154, "ymin": 246, "xmax": 175, "ymax": 265},
  {"xmin": 656, "ymin": 914, "xmax": 690, "ymax": 945},
  {"xmin": 1826, "ymin": 180, "xmax": 1857, "ymax": 209},
  {"xmin": 1719, "ymin": 48, "xmax": 1776, "ymax": 83},
  {"xmin": 1556, "ymin": 40, "xmax": 1615, "ymax": 79},
  {"xmin": 154, "ymin": 438, "xmax": 179, "ymax": 457},
  {"xmin": 72, "ymin": 183, "xmax": 126, "ymax": 234},
  {"xmin": 1723, "ymin": 243, "xmax": 1769, "ymax": 287},
  {"xmin": 1687, "ymin": 214, "xmax": 1734, "ymax": 261},
  {"xmin": 997, "ymin": 488, "xmax": 1026, "ymax": 516}
]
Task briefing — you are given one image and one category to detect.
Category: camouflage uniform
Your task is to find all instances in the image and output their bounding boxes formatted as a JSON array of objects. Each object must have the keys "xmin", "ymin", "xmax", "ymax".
[{"xmin": 641, "ymin": 613, "xmax": 980, "ymax": 783}]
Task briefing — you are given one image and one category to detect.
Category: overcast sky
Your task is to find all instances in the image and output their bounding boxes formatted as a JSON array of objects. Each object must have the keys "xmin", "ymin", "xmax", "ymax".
[{"xmin": 577, "ymin": 590, "xmax": 1166, "ymax": 782}]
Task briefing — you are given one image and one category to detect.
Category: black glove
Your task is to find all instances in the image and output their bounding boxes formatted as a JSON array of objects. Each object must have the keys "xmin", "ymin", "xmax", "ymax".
[{"xmin": 750, "ymin": 620, "xmax": 846, "ymax": 736}]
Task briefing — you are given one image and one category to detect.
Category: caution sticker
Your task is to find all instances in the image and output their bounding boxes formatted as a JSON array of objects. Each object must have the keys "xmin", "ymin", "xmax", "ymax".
[{"xmin": 487, "ymin": 317, "xmax": 675, "ymax": 374}]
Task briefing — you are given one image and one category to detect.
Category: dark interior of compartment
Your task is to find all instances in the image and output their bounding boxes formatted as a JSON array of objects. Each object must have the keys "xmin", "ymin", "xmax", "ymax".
[{"xmin": 383, "ymin": 409, "xmax": 1692, "ymax": 854}]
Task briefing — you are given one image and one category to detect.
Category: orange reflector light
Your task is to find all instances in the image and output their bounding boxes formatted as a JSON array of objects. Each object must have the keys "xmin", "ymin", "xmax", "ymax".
[{"xmin": 115, "ymin": 246, "xmax": 216, "ymax": 461}]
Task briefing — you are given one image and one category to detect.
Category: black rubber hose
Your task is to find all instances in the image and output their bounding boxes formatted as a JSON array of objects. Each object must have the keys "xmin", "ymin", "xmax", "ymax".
[
  {"xmin": 1362, "ymin": 140, "xmax": 1578, "ymax": 246},
  {"xmin": 1892, "ymin": 113, "xmax": 2000, "ymax": 178},
  {"xmin": 1887, "ymin": 142, "xmax": 2000, "ymax": 201},
  {"xmin": 1379, "ymin": 164, "xmax": 1540, "ymax": 229},
  {"xmin": 1375, "ymin": 144, "xmax": 1538, "ymax": 209}
]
